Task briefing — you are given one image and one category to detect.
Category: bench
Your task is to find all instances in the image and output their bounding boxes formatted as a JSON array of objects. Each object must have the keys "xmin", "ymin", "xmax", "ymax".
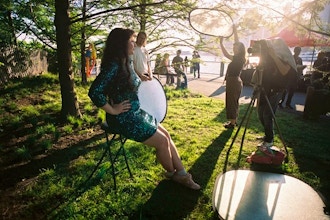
[{"xmin": 153, "ymin": 70, "xmax": 188, "ymax": 89}]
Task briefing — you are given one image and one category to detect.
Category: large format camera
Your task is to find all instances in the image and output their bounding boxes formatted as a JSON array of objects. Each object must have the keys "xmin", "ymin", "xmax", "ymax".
[
  {"xmin": 247, "ymin": 40, "xmax": 274, "ymax": 68},
  {"xmin": 247, "ymin": 40, "xmax": 277, "ymax": 88},
  {"xmin": 247, "ymin": 41, "xmax": 262, "ymax": 57},
  {"xmin": 246, "ymin": 39, "xmax": 296, "ymax": 91}
]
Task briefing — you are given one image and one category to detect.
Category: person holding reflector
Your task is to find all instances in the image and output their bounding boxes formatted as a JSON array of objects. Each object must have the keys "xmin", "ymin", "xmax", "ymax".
[{"xmin": 219, "ymin": 25, "xmax": 246, "ymax": 129}]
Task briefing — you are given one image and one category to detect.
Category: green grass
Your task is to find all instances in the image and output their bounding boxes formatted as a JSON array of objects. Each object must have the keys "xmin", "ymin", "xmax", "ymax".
[{"xmin": 0, "ymin": 73, "xmax": 329, "ymax": 219}]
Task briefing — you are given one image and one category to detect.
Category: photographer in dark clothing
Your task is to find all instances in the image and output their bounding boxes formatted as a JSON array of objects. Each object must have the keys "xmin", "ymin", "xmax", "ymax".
[{"xmin": 251, "ymin": 39, "xmax": 297, "ymax": 155}]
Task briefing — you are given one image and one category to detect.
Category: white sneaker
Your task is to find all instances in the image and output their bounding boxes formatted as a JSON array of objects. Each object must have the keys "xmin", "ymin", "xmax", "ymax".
[
  {"xmin": 258, "ymin": 142, "xmax": 274, "ymax": 157},
  {"xmin": 172, "ymin": 173, "xmax": 201, "ymax": 190},
  {"xmin": 259, "ymin": 141, "xmax": 273, "ymax": 148},
  {"xmin": 256, "ymin": 136, "xmax": 265, "ymax": 141}
]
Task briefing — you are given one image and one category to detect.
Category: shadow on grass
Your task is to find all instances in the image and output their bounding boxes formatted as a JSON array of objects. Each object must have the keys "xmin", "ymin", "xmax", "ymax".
[
  {"xmin": 294, "ymin": 153, "xmax": 330, "ymax": 214},
  {"xmin": 274, "ymin": 114, "xmax": 330, "ymax": 213},
  {"xmin": 0, "ymin": 133, "xmax": 104, "ymax": 190},
  {"xmin": 0, "ymin": 113, "xmax": 62, "ymax": 163},
  {"xmin": 1, "ymin": 75, "xmax": 58, "ymax": 95},
  {"xmin": 130, "ymin": 129, "xmax": 234, "ymax": 219}
]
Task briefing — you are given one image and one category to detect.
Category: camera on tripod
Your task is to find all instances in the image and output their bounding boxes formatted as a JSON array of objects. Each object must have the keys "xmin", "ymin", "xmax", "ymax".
[
  {"xmin": 247, "ymin": 40, "xmax": 276, "ymax": 69},
  {"xmin": 247, "ymin": 39, "xmax": 296, "ymax": 92},
  {"xmin": 246, "ymin": 41, "xmax": 262, "ymax": 70},
  {"xmin": 247, "ymin": 41, "xmax": 262, "ymax": 57},
  {"xmin": 247, "ymin": 40, "xmax": 274, "ymax": 88}
]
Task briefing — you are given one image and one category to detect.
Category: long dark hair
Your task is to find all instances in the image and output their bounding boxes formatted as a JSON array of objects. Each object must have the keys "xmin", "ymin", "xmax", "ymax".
[
  {"xmin": 234, "ymin": 41, "xmax": 246, "ymax": 64},
  {"xmin": 101, "ymin": 28, "xmax": 136, "ymax": 97}
]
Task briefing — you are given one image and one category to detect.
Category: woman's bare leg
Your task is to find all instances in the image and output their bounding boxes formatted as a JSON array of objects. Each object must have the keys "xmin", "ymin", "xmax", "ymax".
[
  {"xmin": 143, "ymin": 124, "xmax": 200, "ymax": 190},
  {"xmin": 143, "ymin": 127, "xmax": 177, "ymax": 172},
  {"xmin": 157, "ymin": 124, "xmax": 185, "ymax": 172}
]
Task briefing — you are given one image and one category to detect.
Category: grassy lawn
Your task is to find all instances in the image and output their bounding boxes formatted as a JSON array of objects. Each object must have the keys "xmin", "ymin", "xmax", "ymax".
[{"xmin": 0, "ymin": 73, "xmax": 329, "ymax": 219}]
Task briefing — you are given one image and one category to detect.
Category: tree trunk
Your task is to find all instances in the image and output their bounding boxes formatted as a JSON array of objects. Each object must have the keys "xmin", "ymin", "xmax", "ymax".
[
  {"xmin": 81, "ymin": 0, "xmax": 87, "ymax": 84},
  {"xmin": 140, "ymin": 0, "xmax": 146, "ymax": 31},
  {"xmin": 55, "ymin": 0, "xmax": 81, "ymax": 120},
  {"xmin": 7, "ymin": 10, "xmax": 17, "ymax": 46}
]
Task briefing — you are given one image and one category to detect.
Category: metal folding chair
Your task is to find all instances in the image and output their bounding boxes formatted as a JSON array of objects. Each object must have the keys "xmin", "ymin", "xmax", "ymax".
[{"xmin": 100, "ymin": 122, "xmax": 133, "ymax": 189}]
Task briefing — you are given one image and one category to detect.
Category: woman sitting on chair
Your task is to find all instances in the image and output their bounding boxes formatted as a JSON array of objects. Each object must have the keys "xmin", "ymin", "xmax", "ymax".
[{"xmin": 88, "ymin": 28, "xmax": 200, "ymax": 190}]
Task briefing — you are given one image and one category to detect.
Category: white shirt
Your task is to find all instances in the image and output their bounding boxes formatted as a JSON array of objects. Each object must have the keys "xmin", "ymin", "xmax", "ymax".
[{"xmin": 133, "ymin": 46, "xmax": 150, "ymax": 75}]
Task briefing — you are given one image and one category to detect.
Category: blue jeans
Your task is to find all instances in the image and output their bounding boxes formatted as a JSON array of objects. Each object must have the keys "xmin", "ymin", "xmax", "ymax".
[{"xmin": 257, "ymin": 91, "xmax": 282, "ymax": 143}]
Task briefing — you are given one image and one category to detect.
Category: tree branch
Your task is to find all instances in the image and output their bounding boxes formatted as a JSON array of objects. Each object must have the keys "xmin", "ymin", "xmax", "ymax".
[
  {"xmin": 251, "ymin": 1, "xmax": 330, "ymax": 37},
  {"xmin": 71, "ymin": 1, "xmax": 168, "ymax": 24}
]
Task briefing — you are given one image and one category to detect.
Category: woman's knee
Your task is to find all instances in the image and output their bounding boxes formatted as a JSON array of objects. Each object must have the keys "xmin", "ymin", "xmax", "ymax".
[
  {"xmin": 158, "ymin": 133, "xmax": 169, "ymax": 147},
  {"xmin": 144, "ymin": 130, "xmax": 169, "ymax": 149},
  {"xmin": 162, "ymin": 130, "xmax": 171, "ymax": 140},
  {"xmin": 158, "ymin": 125, "xmax": 171, "ymax": 138}
]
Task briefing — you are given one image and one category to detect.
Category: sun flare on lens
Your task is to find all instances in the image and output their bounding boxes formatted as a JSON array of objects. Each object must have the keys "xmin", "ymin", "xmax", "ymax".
[{"xmin": 248, "ymin": 56, "xmax": 260, "ymax": 67}]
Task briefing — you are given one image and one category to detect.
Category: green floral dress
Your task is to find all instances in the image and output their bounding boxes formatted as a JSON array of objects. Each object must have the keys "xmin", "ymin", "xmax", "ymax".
[{"xmin": 88, "ymin": 61, "xmax": 157, "ymax": 142}]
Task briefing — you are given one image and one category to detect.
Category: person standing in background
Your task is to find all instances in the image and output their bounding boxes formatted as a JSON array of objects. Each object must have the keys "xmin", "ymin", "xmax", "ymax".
[
  {"xmin": 161, "ymin": 53, "xmax": 174, "ymax": 85},
  {"xmin": 192, "ymin": 51, "xmax": 201, "ymax": 78},
  {"xmin": 172, "ymin": 50, "xmax": 185, "ymax": 88},
  {"xmin": 133, "ymin": 32, "xmax": 152, "ymax": 81},
  {"xmin": 85, "ymin": 43, "xmax": 97, "ymax": 77},
  {"xmin": 219, "ymin": 25, "xmax": 246, "ymax": 129},
  {"xmin": 278, "ymin": 46, "xmax": 306, "ymax": 109},
  {"xmin": 184, "ymin": 56, "xmax": 189, "ymax": 74},
  {"xmin": 153, "ymin": 54, "xmax": 162, "ymax": 79}
]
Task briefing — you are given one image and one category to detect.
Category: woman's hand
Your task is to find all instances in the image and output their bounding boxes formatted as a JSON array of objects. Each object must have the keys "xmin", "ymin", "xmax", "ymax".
[
  {"xmin": 110, "ymin": 100, "xmax": 131, "ymax": 115},
  {"xmin": 139, "ymin": 73, "xmax": 152, "ymax": 81}
]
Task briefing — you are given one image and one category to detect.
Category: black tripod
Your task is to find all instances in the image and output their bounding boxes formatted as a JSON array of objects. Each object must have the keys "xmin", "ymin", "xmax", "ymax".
[{"xmin": 223, "ymin": 85, "xmax": 289, "ymax": 173}]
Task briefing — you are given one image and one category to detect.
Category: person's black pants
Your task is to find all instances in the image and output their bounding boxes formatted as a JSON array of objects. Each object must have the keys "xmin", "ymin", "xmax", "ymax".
[
  {"xmin": 258, "ymin": 91, "xmax": 282, "ymax": 143},
  {"xmin": 280, "ymin": 87, "xmax": 295, "ymax": 106}
]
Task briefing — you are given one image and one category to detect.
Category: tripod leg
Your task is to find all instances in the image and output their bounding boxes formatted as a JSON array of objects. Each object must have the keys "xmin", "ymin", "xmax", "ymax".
[
  {"xmin": 236, "ymin": 98, "xmax": 256, "ymax": 167},
  {"xmin": 223, "ymin": 97, "xmax": 256, "ymax": 173},
  {"xmin": 263, "ymin": 92, "xmax": 289, "ymax": 162}
]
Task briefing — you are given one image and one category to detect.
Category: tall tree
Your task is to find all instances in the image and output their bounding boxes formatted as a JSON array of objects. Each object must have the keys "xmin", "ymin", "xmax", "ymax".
[
  {"xmin": 55, "ymin": 0, "xmax": 81, "ymax": 119},
  {"xmin": 129, "ymin": 0, "xmax": 199, "ymax": 54},
  {"xmin": 0, "ymin": 1, "xmax": 19, "ymax": 46},
  {"xmin": 80, "ymin": 0, "xmax": 87, "ymax": 84}
]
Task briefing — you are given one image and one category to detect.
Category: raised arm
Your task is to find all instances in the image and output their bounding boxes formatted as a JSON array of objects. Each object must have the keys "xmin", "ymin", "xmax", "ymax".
[
  {"xmin": 219, "ymin": 24, "xmax": 239, "ymax": 61},
  {"xmin": 220, "ymin": 37, "xmax": 233, "ymax": 61},
  {"xmin": 233, "ymin": 24, "xmax": 239, "ymax": 43}
]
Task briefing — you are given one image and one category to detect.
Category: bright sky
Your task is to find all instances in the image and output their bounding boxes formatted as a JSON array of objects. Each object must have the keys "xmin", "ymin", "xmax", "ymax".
[
  {"xmin": 196, "ymin": 0, "xmax": 316, "ymax": 21},
  {"xmin": 189, "ymin": 0, "xmax": 325, "ymax": 41},
  {"xmin": 198, "ymin": 0, "xmax": 312, "ymax": 9}
]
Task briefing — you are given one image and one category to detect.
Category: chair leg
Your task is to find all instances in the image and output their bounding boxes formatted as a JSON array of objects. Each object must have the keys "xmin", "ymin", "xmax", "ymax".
[
  {"xmin": 104, "ymin": 131, "xmax": 133, "ymax": 190},
  {"xmin": 119, "ymin": 135, "xmax": 133, "ymax": 178},
  {"xmin": 105, "ymin": 132, "xmax": 118, "ymax": 190}
]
